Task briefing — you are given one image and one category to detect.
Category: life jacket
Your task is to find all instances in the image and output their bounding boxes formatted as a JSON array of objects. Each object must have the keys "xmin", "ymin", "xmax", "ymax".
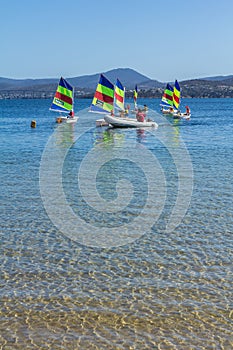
[{"xmin": 137, "ymin": 112, "xmax": 145, "ymax": 122}]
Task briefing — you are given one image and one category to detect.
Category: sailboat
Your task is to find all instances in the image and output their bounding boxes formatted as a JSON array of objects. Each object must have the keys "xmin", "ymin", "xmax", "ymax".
[
  {"xmin": 172, "ymin": 80, "xmax": 191, "ymax": 119},
  {"xmin": 160, "ymin": 80, "xmax": 190, "ymax": 119},
  {"xmin": 89, "ymin": 74, "xmax": 114, "ymax": 114},
  {"xmin": 50, "ymin": 77, "xmax": 78, "ymax": 123},
  {"xmin": 104, "ymin": 82, "xmax": 157, "ymax": 128},
  {"xmin": 92, "ymin": 75, "xmax": 129, "ymax": 126},
  {"xmin": 114, "ymin": 78, "xmax": 125, "ymax": 113},
  {"xmin": 89, "ymin": 74, "xmax": 114, "ymax": 127},
  {"xmin": 160, "ymin": 83, "xmax": 174, "ymax": 115},
  {"xmin": 173, "ymin": 80, "xmax": 181, "ymax": 111},
  {"xmin": 133, "ymin": 84, "xmax": 138, "ymax": 110},
  {"xmin": 90, "ymin": 76, "xmax": 157, "ymax": 128}
]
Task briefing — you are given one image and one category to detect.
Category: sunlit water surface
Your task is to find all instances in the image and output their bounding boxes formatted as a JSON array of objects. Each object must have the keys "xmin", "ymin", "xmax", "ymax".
[{"xmin": 0, "ymin": 98, "xmax": 232, "ymax": 349}]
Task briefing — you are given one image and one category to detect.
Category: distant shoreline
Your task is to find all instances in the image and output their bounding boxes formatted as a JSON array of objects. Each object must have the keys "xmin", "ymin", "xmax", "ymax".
[
  {"xmin": 1, "ymin": 67, "xmax": 233, "ymax": 99},
  {"xmin": 1, "ymin": 89, "xmax": 233, "ymax": 100}
]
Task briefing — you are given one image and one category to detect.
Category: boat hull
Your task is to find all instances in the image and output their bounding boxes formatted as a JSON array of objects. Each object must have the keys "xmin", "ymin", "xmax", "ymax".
[
  {"xmin": 161, "ymin": 109, "xmax": 173, "ymax": 115},
  {"xmin": 56, "ymin": 116, "xmax": 79, "ymax": 124},
  {"xmin": 96, "ymin": 118, "xmax": 109, "ymax": 127},
  {"xmin": 104, "ymin": 115, "xmax": 158, "ymax": 128},
  {"xmin": 161, "ymin": 107, "xmax": 175, "ymax": 115},
  {"xmin": 161, "ymin": 108, "xmax": 191, "ymax": 120},
  {"xmin": 173, "ymin": 113, "xmax": 191, "ymax": 120}
]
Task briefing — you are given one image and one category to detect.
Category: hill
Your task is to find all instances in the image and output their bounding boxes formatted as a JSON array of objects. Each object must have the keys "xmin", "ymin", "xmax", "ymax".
[
  {"xmin": 0, "ymin": 77, "xmax": 57, "ymax": 90},
  {"xmin": 68, "ymin": 68, "xmax": 164, "ymax": 89},
  {"xmin": 1, "ymin": 68, "xmax": 233, "ymax": 98},
  {"xmin": 201, "ymin": 75, "xmax": 233, "ymax": 81},
  {"xmin": 0, "ymin": 68, "xmax": 162, "ymax": 91}
]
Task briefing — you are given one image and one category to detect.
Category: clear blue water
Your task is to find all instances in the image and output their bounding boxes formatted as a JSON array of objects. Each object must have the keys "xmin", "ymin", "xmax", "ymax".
[{"xmin": 0, "ymin": 98, "xmax": 232, "ymax": 349}]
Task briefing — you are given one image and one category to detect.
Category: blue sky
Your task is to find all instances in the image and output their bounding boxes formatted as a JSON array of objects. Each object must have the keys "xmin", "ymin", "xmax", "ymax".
[{"xmin": 1, "ymin": 0, "xmax": 233, "ymax": 82}]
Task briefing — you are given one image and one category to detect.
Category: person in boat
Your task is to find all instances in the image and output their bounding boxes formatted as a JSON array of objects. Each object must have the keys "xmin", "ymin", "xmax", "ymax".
[
  {"xmin": 143, "ymin": 104, "xmax": 148, "ymax": 112},
  {"xmin": 169, "ymin": 107, "xmax": 174, "ymax": 113},
  {"xmin": 119, "ymin": 110, "xmax": 125, "ymax": 118},
  {"xmin": 124, "ymin": 107, "xmax": 129, "ymax": 116},
  {"xmin": 136, "ymin": 109, "xmax": 145, "ymax": 122},
  {"xmin": 184, "ymin": 105, "xmax": 190, "ymax": 115},
  {"xmin": 69, "ymin": 110, "xmax": 75, "ymax": 118}
]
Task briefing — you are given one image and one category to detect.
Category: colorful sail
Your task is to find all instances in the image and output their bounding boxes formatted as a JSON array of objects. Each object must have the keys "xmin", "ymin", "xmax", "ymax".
[
  {"xmin": 133, "ymin": 84, "xmax": 138, "ymax": 102},
  {"xmin": 133, "ymin": 84, "xmax": 138, "ymax": 108},
  {"xmin": 161, "ymin": 83, "xmax": 174, "ymax": 107},
  {"xmin": 90, "ymin": 74, "xmax": 114, "ymax": 114},
  {"xmin": 114, "ymin": 79, "xmax": 125, "ymax": 111},
  {"xmin": 173, "ymin": 80, "xmax": 181, "ymax": 110},
  {"xmin": 50, "ymin": 77, "xmax": 73, "ymax": 113}
]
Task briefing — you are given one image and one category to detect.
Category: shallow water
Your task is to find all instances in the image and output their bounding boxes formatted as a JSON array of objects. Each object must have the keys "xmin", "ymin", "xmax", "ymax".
[{"xmin": 0, "ymin": 98, "xmax": 232, "ymax": 349}]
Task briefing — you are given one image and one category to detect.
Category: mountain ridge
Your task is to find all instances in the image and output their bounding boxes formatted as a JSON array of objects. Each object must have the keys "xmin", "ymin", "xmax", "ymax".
[
  {"xmin": 1, "ymin": 68, "xmax": 233, "ymax": 98},
  {"xmin": 0, "ymin": 68, "xmax": 163, "ymax": 90}
]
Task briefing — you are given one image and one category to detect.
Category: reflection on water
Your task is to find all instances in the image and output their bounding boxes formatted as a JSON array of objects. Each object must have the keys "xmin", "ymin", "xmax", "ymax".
[
  {"xmin": 172, "ymin": 120, "xmax": 181, "ymax": 145},
  {"xmin": 55, "ymin": 123, "xmax": 75, "ymax": 147},
  {"xmin": 0, "ymin": 99, "xmax": 232, "ymax": 349},
  {"xmin": 136, "ymin": 128, "xmax": 146, "ymax": 142},
  {"xmin": 94, "ymin": 128, "xmax": 125, "ymax": 148}
]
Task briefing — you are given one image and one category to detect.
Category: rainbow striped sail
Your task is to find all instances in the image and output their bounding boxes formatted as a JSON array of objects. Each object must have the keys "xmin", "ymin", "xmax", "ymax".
[
  {"xmin": 133, "ymin": 84, "xmax": 138, "ymax": 108},
  {"xmin": 114, "ymin": 79, "xmax": 125, "ymax": 111},
  {"xmin": 173, "ymin": 80, "xmax": 181, "ymax": 110},
  {"xmin": 161, "ymin": 83, "xmax": 174, "ymax": 107},
  {"xmin": 50, "ymin": 77, "xmax": 74, "ymax": 113},
  {"xmin": 90, "ymin": 74, "xmax": 114, "ymax": 114}
]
